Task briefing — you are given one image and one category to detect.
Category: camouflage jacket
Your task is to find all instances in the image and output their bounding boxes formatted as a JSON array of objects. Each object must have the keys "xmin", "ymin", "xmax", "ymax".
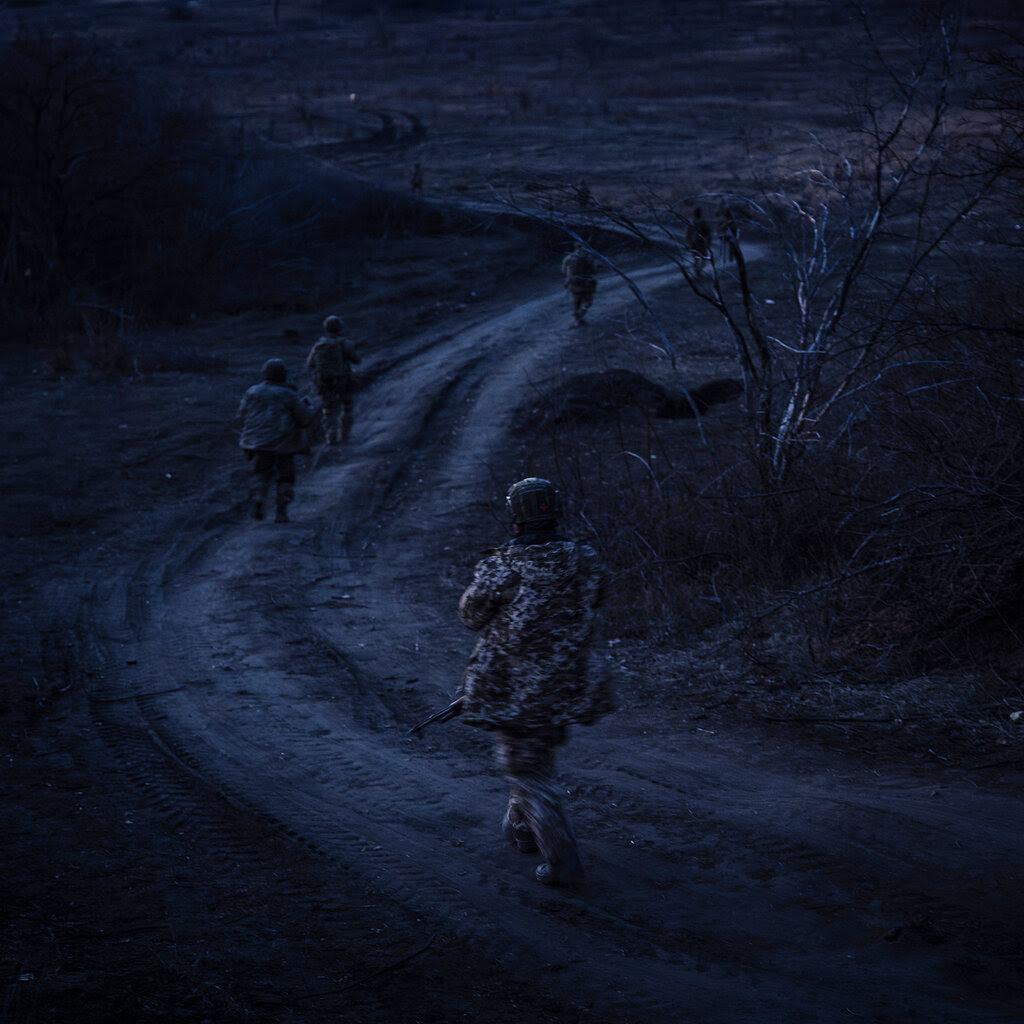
[
  {"xmin": 236, "ymin": 381, "xmax": 312, "ymax": 452},
  {"xmin": 457, "ymin": 534, "xmax": 614, "ymax": 732},
  {"xmin": 306, "ymin": 336, "xmax": 361, "ymax": 393}
]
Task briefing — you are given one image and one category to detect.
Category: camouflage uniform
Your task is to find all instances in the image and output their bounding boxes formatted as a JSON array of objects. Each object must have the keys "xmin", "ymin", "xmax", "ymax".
[
  {"xmin": 560, "ymin": 246, "xmax": 597, "ymax": 326},
  {"xmin": 306, "ymin": 317, "xmax": 361, "ymax": 444},
  {"xmin": 458, "ymin": 529, "xmax": 612, "ymax": 887},
  {"xmin": 237, "ymin": 359, "xmax": 313, "ymax": 522}
]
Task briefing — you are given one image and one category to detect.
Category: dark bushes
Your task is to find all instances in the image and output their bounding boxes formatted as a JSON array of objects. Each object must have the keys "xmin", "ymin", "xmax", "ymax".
[
  {"xmin": 0, "ymin": 29, "xmax": 445, "ymax": 342},
  {"xmin": 0, "ymin": 32, "xmax": 226, "ymax": 331},
  {"xmin": 529, "ymin": 323, "xmax": 1024, "ymax": 673}
]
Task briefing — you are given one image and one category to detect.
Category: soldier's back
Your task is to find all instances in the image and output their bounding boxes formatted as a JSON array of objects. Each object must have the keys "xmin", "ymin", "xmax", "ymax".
[
  {"xmin": 239, "ymin": 382, "xmax": 300, "ymax": 450},
  {"xmin": 311, "ymin": 337, "xmax": 354, "ymax": 379}
]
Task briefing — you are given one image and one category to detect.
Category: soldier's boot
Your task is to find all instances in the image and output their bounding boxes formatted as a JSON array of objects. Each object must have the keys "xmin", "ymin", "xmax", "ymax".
[
  {"xmin": 251, "ymin": 476, "xmax": 272, "ymax": 520},
  {"xmin": 513, "ymin": 825, "xmax": 539, "ymax": 853},
  {"xmin": 535, "ymin": 848, "xmax": 584, "ymax": 889},
  {"xmin": 501, "ymin": 810, "xmax": 539, "ymax": 854},
  {"xmin": 275, "ymin": 483, "xmax": 293, "ymax": 523}
]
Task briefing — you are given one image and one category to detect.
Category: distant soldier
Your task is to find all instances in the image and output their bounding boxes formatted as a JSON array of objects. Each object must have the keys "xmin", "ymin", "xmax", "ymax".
[
  {"xmin": 237, "ymin": 358, "xmax": 313, "ymax": 523},
  {"xmin": 456, "ymin": 477, "xmax": 614, "ymax": 889},
  {"xmin": 560, "ymin": 244, "xmax": 597, "ymax": 327},
  {"xmin": 410, "ymin": 162, "xmax": 423, "ymax": 194},
  {"xmin": 715, "ymin": 198, "xmax": 739, "ymax": 263},
  {"xmin": 306, "ymin": 315, "xmax": 361, "ymax": 444},
  {"xmin": 686, "ymin": 204, "xmax": 712, "ymax": 266}
]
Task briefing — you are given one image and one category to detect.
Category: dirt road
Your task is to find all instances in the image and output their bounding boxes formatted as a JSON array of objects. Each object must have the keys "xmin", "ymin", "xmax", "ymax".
[{"xmin": 4, "ymin": 261, "xmax": 1022, "ymax": 1023}]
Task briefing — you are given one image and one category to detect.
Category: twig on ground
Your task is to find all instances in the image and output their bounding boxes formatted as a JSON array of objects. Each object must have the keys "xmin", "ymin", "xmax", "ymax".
[{"xmin": 293, "ymin": 933, "xmax": 437, "ymax": 1002}]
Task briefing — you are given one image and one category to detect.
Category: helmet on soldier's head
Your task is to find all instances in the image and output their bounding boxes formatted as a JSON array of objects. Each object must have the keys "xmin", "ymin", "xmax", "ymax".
[
  {"xmin": 262, "ymin": 358, "xmax": 287, "ymax": 383},
  {"xmin": 323, "ymin": 315, "xmax": 342, "ymax": 335},
  {"xmin": 506, "ymin": 477, "xmax": 561, "ymax": 526}
]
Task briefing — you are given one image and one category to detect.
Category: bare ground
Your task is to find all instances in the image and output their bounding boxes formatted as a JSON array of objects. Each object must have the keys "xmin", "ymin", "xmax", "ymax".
[{"xmin": 3, "ymin": 235, "xmax": 1022, "ymax": 1024}]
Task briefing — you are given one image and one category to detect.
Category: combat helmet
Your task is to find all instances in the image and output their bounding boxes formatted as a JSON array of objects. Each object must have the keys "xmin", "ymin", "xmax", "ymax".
[
  {"xmin": 506, "ymin": 477, "xmax": 561, "ymax": 527},
  {"xmin": 262, "ymin": 358, "xmax": 287, "ymax": 383},
  {"xmin": 323, "ymin": 315, "xmax": 343, "ymax": 335}
]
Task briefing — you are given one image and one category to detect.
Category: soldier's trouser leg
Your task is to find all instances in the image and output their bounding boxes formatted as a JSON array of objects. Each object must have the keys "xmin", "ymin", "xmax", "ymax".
[
  {"xmin": 250, "ymin": 451, "xmax": 276, "ymax": 518},
  {"xmin": 320, "ymin": 393, "xmax": 342, "ymax": 443},
  {"xmin": 495, "ymin": 728, "xmax": 582, "ymax": 881},
  {"xmin": 577, "ymin": 282, "xmax": 595, "ymax": 321},
  {"xmin": 571, "ymin": 286, "xmax": 593, "ymax": 324},
  {"xmin": 341, "ymin": 394, "xmax": 354, "ymax": 441},
  {"xmin": 273, "ymin": 454, "xmax": 296, "ymax": 520}
]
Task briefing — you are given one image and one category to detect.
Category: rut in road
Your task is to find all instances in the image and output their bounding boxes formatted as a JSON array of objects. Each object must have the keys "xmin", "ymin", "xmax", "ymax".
[{"xmin": 84, "ymin": 266, "xmax": 1022, "ymax": 1024}]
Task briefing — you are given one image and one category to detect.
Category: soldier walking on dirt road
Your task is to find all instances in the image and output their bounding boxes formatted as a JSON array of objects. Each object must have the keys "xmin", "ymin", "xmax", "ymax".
[
  {"xmin": 456, "ymin": 477, "xmax": 614, "ymax": 889},
  {"xmin": 560, "ymin": 245, "xmax": 597, "ymax": 327},
  {"xmin": 236, "ymin": 358, "xmax": 313, "ymax": 523},
  {"xmin": 306, "ymin": 315, "xmax": 362, "ymax": 444}
]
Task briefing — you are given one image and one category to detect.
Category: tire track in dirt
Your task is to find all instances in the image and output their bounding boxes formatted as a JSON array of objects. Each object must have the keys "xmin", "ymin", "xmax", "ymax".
[{"xmin": 80, "ymin": 264, "xmax": 1022, "ymax": 1024}]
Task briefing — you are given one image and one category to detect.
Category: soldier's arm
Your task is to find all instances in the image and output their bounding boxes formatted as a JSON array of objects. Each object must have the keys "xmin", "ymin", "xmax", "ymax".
[
  {"xmin": 346, "ymin": 342, "xmax": 362, "ymax": 365},
  {"xmin": 458, "ymin": 554, "xmax": 519, "ymax": 631},
  {"xmin": 290, "ymin": 392, "xmax": 314, "ymax": 427}
]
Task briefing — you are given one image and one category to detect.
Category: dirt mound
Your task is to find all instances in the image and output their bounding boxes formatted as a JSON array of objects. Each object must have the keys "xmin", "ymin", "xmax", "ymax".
[{"xmin": 514, "ymin": 368, "xmax": 742, "ymax": 430}]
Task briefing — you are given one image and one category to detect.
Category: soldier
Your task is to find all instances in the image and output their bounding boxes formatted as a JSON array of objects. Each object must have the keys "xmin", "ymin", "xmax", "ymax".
[
  {"xmin": 560, "ymin": 244, "xmax": 597, "ymax": 327},
  {"xmin": 306, "ymin": 315, "xmax": 361, "ymax": 444},
  {"xmin": 410, "ymin": 162, "xmax": 423, "ymax": 194},
  {"xmin": 237, "ymin": 358, "xmax": 313, "ymax": 523},
  {"xmin": 715, "ymin": 198, "xmax": 739, "ymax": 263},
  {"xmin": 456, "ymin": 477, "xmax": 614, "ymax": 889},
  {"xmin": 686, "ymin": 204, "xmax": 712, "ymax": 267}
]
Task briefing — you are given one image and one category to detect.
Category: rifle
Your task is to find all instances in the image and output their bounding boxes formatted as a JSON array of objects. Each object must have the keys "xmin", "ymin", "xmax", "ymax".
[{"xmin": 408, "ymin": 696, "xmax": 464, "ymax": 735}]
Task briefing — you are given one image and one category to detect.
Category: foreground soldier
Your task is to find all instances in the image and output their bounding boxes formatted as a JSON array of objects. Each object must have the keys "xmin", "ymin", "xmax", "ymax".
[
  {"xmin": 457, "ymin": 478, "xmax": 613, "ymax": 889},
  {"xmin": 306, "ymin": 315, "xmax": 361, "ymax": 443},
  {"xmin": 560, "ymin": 245, "xmax": 597, "ymax": 326},
  {"xmin": 236, "ymin": 358, "xmax": 313, "ymax": 522}
]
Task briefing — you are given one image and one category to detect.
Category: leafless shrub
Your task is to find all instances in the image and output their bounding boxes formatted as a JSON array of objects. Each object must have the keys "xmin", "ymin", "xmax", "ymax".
[
  {"xmin": 0, "ymin": 27, "xmax": 464, "ymax": 336},
  {"xmin": 0, "ymin": 30, "xmax": 222, "ymax": 330},
  {"xmin": 501, "ymin": 12, "xmax": 1024, "ymax": 676}
]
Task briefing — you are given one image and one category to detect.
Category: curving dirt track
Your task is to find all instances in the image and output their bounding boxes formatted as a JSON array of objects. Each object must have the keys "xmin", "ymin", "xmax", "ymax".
[{"xmin": 2, "ymin": 260, "xmax": 1012, "ymax": 1024}]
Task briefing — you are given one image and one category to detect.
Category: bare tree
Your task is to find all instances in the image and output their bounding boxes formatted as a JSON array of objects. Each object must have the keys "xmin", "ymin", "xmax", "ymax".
[{"xmin": 512, "ymin": 9, "xmax": 1013, "ymax": 491}]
